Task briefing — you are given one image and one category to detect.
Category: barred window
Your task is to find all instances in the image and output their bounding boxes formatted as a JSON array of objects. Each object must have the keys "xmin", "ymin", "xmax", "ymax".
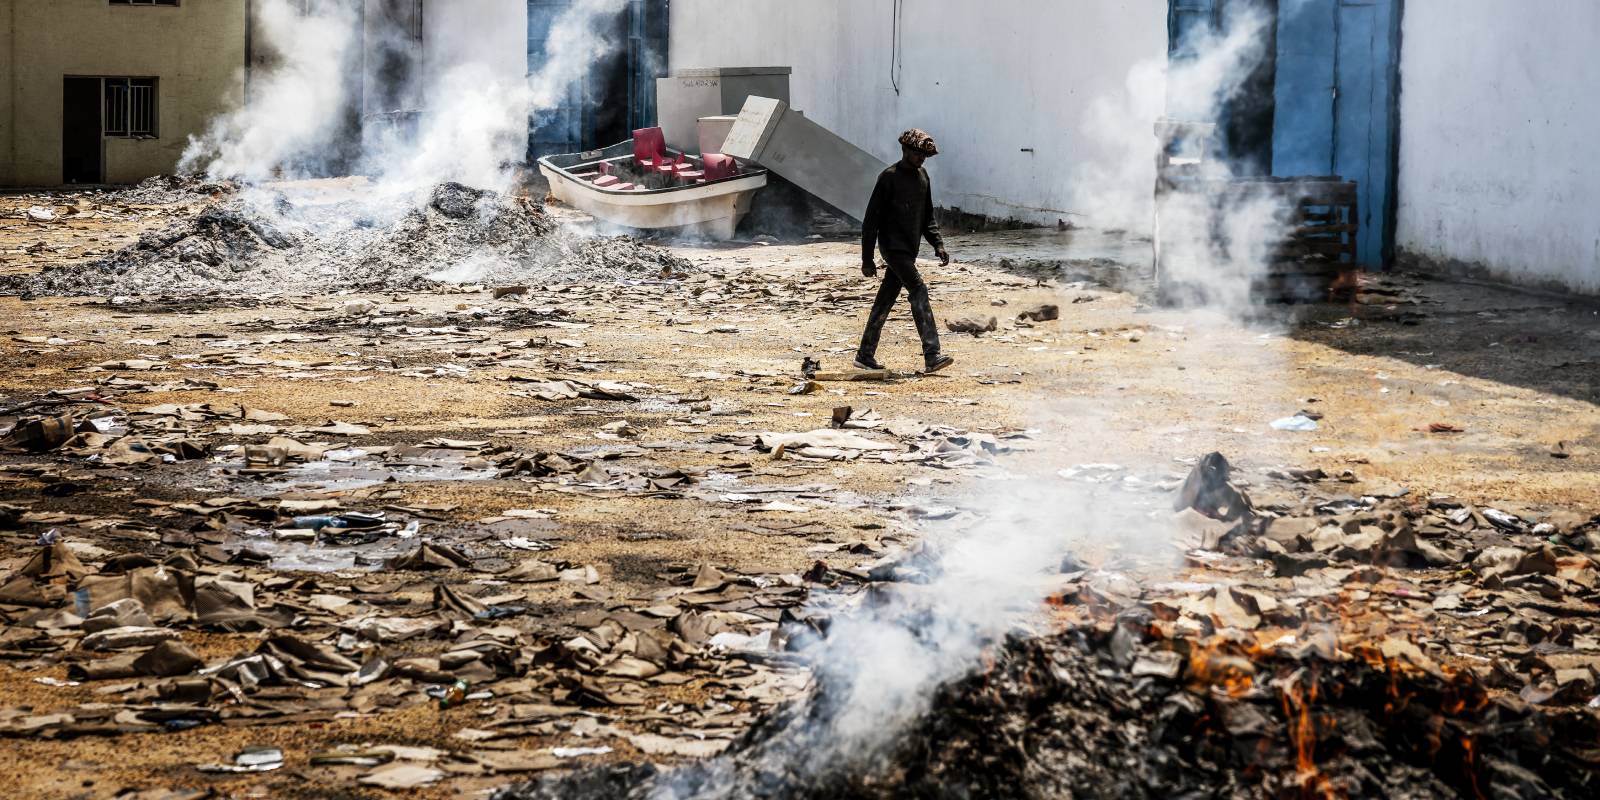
[{"xmin": 104, "ymin": 78, "xmax": 158, "ymax": 137}]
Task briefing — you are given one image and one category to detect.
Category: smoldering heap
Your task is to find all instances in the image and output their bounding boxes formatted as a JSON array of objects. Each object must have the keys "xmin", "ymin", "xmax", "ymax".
[
  {"xmin": 111, "ymin": 173, "xmax": 240, "ymax": 206},
  {"xmin": 501, "ymin": 456, "xmax": 1600, "ymax": 800},
  {"xmin": 501, "ymin": 618, "xmax": 1597, "ymax": 800},
  {"xmin": 6, "ymin": 181, "xmax": 690, "ymax": 297}
]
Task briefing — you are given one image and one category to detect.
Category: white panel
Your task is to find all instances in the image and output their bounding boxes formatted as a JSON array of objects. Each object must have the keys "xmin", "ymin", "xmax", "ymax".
[
  {"xmin": 1396, "ymin": 0, "xmax": 1600, "ymax": 294},
  {"xmin": 668, "ymin": 0, "xmax": 1168, "ymax": 227}
]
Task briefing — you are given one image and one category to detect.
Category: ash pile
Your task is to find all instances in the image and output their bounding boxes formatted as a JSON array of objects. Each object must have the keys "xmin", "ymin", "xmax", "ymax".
[
  {"xmin": 110, "ymin": 173, "xmax": 240, "ymax": 206},
  {"xmin": 6, "ymin": 181, "xmax": 690, "ymax": 297}
]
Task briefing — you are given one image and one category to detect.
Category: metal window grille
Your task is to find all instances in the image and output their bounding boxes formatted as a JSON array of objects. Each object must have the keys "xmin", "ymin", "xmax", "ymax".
[{"xmin": 104, "ymin": 78, "xmax": 157, "ymax": 137}]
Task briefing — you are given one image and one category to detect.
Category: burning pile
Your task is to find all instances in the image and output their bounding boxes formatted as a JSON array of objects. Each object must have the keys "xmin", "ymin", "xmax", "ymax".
[
  {"xmin": 5, "ymin": 181, "xmax": 691, "ymax": 297},
  {"xmin": 503, "ymin": 625, "xmax": 1598, "ymax": 800},
  {"xmin": 500, "ymin": 452, "xmax": 1600, "ymax": 799}
]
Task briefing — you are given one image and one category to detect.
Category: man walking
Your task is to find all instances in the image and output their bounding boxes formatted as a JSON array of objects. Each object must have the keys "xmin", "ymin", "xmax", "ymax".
[{"xmin": 854, "ymin": 129, "xmax": 955, "ymax": 374}]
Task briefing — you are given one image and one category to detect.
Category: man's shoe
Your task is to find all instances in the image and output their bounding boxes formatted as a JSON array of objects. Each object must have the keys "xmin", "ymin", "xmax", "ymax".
[
  {"xmin": 923, "ymin": 353, "xmax": 955, "ymax": 374},
  {"xmin": 852, "ymin": 356, "xmax": 885, "ymax": 371}
]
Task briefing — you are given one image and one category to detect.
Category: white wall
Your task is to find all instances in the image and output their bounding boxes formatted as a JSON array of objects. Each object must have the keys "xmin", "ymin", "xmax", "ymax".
[
  {"xmin": 669, "ymin": 0, "xmax": 1167, "ymax": 226},
  {"xmin": 1395, "ymin": 1, "xmax": 1600, "ymax": 294}
]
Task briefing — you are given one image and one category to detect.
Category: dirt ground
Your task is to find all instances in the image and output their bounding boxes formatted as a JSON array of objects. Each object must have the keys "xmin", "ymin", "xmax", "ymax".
[{"xmin": 1, "ymin": 190, "xmax": 1597, "ymax": 798}]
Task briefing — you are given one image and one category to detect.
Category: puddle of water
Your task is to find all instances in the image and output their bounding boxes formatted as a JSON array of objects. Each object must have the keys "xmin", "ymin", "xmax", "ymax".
[
  {"xmin": 226, "ymin": 526, "xmax": 418, "ymax": 572},
  {"xmin": 221, "ymin": 450, "xmax": 497, "ymax": 494}
]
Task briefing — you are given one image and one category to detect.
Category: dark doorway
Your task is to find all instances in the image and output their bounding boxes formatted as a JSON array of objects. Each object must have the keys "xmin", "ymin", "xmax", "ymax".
[
  {"xmin": 1166, "ymin": 0, "xmax": 1278, "ymax": 176},
  {"xmin": 585, "ymin": 10, "xmax": 632, "ymax": 150},
  {"xmin": 527, "ymin": 0, "xmax": 669, "ymax": 158},
  {"xmin": 63, "ymin": 77, "xmax": 103, "ymax": 184}
]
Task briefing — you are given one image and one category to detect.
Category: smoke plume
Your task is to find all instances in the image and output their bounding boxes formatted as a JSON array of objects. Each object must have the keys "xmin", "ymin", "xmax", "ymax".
[
  {"xmin": 179, "ymin": 1, "xmax": 358, "ymax": 181},
  {"xmin": 1070, "ymin": 10, "xmax": 1285, "ymax": 313},
  {"xmin": 181, "ymin": 0, "xmax": 630, "ymax": 204}
]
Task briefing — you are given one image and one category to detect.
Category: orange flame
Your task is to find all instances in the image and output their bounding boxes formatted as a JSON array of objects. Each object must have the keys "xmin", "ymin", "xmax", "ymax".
[{"xmin": 1462, "ymin": 736, "xmax": 1484, "ymax": 800}]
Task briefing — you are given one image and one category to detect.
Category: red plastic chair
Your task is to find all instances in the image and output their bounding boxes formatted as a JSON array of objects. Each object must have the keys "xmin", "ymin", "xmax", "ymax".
[
  {"xmin": 633, "ymin": 127, "xmax": 666, "ymax": 167},
  {"xmin": 702, "ymin": 154, "xmax": 737, "ymax": 181}
]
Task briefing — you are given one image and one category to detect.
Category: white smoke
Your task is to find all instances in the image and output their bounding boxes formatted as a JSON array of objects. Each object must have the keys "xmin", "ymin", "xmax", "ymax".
[
  {"xmin": 802, "ymin": 477, "xmax": 1150, "ymax": 767},
  {"xmin": 527, "ymin": 0, "xmax": 630, "ymax": 111},
  {"xmin": 1070, "ymin": 56, "xmax": 1167, "ymax": 234},
  {"xmin": 1070, "ymin": 10, "xmax": 1286, "ymax": 314},
  {"xmin": 182, "ymin": 0, "xmax": 630, "ymax": 203},
  {"xmin": 179, "ymin": 1, "xmax": 358, "ymax": 181},
  {"xmin": 366, "ymin": 0, "xmax": 630, "ymax": 202}
]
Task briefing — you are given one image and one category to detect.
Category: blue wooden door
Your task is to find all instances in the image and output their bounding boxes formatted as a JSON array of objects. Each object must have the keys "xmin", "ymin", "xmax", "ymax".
[{"xmin": 1272, "ymin": 0, "xmax": 1401, "ymax": 267}]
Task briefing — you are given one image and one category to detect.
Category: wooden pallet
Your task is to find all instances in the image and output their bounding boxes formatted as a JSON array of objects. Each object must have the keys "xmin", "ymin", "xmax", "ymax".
[
  {"xmin": 1154, "ymin": 175, "xmax": 1359, "ymax": 303},
  {"xmin": 1151, "ymin": 120, "xmax": 1359, "ymax": 304}
]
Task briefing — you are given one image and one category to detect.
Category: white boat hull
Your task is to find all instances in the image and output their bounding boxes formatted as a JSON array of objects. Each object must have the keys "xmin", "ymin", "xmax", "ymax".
[{"xmin": 539, "ymin": 163, "xmax": 766, "ymax": 240}]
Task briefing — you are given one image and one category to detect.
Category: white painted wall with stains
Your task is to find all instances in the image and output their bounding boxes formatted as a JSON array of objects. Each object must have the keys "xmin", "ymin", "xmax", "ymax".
[
  {"xmin": 1395, "ymin": 1, "xmax": 1600, "ymax": 294},
  {"xmin": 667, "ymin": 0, "xmax": 1168, "ymax": 226}
]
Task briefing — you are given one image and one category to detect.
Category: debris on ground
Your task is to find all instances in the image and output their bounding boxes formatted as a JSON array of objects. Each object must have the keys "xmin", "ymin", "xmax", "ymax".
[
  {"xmin": 504, "ymin": 454, "xmax": 1600, "ymax": 799},
  {"xmin": 945, "ymin": 316, "xmax": 998, "ymax": 334},
  {"xmin": 1015, "ymin": 303, "xmax": 1059, "ymax": 322},
  {"xmin": 4, "ymin": 182, "xmax": 691, "ymax": 297},
  {"xmin": 1, "ymin": 181, "xmax": 1596, "ymax": 798}
]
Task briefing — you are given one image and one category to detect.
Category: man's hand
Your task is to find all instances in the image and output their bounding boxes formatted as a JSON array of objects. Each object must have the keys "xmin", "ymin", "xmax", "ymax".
[
  {"xmin": 862, "ymin": 260, "xmax": 878, "ymax": 278},
  {"xmin": 936, "ymin": 248, "xmax": 951, "ymax": 266}
]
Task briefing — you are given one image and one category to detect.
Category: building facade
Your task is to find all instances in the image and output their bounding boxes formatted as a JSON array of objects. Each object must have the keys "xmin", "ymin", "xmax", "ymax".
[
  {"xmin": 4, "ymin": 1, "xmax": 1594, "ymax": 296},
  {"xmin": 0, "ymin": 0, "xmax": 247, "ymax": 186},
  {"xmin": 1393, "ymin": 0, "xmax": 1600, "ymax": 295}
]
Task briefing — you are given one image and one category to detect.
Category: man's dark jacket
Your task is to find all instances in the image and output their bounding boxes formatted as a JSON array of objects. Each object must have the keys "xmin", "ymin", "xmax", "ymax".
[{"xmin": 861, "ymin": 162, "xmax": 944, "ymax": 263}]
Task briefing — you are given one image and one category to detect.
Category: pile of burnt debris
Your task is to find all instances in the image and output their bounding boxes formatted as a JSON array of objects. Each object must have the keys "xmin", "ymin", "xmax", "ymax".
[
  {"xmin": 504, "ymin": 625, "xmax": 1597, "ymax": 799},
  {"xmin": 4, "ymin": 181, "xmax": 691, "ymax": 298},
  {"xmin": 503, "ymin": 452, "xmax": 1600, "ymax": 800},
  {"xmin": 110, "ymin": 173, "xmax": 241, "ymax": 206}
]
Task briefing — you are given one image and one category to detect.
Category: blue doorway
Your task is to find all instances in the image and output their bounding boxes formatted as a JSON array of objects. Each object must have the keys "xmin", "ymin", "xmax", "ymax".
[
  {"xmin": 1272, "ymin": 0, "xmax": 1402, "ymax": 267},
  {"xmin": 527, "ymin": 0, "xmax": 584, "ymax": 157},
  {"xmin": 1166, "ymin": 0, "xmax": 1402, "ymax": 268},
  {"xmin": 527, "ymin": 0, "xmax": 668, "ymax": 159}
]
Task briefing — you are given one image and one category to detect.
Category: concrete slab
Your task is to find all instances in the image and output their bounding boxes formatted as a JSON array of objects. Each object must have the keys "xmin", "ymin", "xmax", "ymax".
[{"xmin": 720, "ymin": 96, "xmax": 886, "ymax": 221}]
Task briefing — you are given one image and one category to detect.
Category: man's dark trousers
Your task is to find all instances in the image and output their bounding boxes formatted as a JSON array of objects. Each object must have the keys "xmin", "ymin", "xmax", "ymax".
[{"xmin": 858, "ymin": 253, "xmax": 941, "ymax": 362}]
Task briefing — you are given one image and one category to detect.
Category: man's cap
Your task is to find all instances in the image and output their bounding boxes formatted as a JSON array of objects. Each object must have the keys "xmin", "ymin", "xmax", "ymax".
[{"xmin": 898, "ymin": 129, "xmax": 938, "ymax": 156}]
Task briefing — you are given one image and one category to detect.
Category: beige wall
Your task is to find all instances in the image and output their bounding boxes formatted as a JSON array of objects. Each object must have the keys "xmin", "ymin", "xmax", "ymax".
[{"xmin": 0, "ymin": 0, "xmax": 245, "ymax": 186}]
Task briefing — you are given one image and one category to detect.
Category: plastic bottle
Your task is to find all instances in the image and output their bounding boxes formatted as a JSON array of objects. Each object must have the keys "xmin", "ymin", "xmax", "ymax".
[
  {"xmin": 292, "ymin": 515, "xmax": 351, "ymax": 531},
  {"xmin": 438, "ymin": 679, "xmax": 469, "ymax": 709}
]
